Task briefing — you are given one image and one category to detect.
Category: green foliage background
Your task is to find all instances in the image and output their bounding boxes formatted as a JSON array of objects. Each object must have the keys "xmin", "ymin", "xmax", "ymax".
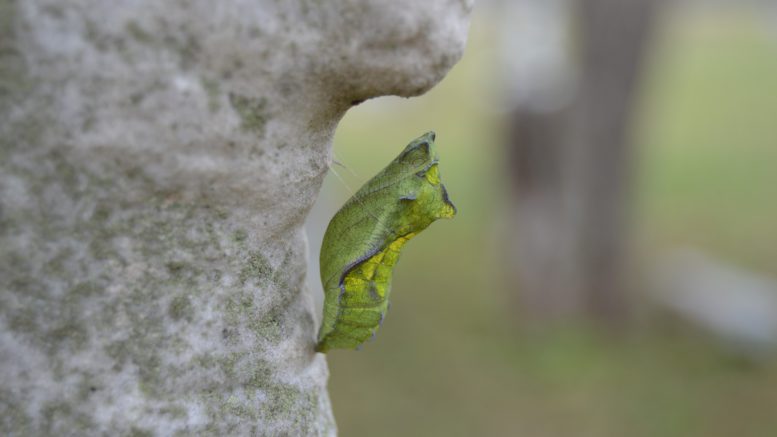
[{"xmin": 310, "ymin": 4, "xmax": 777, "ymax": 436}]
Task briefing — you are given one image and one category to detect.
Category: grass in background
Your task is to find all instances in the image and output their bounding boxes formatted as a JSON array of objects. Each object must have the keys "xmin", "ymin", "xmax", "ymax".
[{"xmin": 308, "ymin": 4, "xmax": 777, "ymax": 436}]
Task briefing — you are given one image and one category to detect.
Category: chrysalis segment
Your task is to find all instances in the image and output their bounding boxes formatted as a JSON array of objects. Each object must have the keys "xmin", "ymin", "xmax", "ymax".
[{"xmin": 316, "ymin": 132, "xmax": 456, "ymax": 352}]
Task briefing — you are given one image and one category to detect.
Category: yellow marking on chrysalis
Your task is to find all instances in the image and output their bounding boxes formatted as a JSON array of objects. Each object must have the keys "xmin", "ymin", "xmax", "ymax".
[
  {"xmin": 425, "ymin": 164, "xmax": 441, "ymax": 185},
  {"xmin": 341, "ymin": 234, "xmax": 415, "ymax": 305},
  {"xmin": 439, "ymin": 203, "xmax": 456, "ymax": 219}
]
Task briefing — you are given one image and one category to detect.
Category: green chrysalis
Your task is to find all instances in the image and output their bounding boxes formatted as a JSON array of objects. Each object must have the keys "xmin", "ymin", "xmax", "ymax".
[{"xmin": 316, "ymin": 132, "xmax": 456, "ymax": 352}]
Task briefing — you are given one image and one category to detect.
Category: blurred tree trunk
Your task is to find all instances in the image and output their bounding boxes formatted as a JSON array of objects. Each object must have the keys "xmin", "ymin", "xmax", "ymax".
[{"xmin": 506, "ymin": 0, "xmax": 661, "ymax": 324}]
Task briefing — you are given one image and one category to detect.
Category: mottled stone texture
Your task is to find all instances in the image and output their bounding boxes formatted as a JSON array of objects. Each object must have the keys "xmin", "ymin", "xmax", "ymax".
[{"xmin": 0, "ymin": 0, "xmax": 472, "ymax": 435}]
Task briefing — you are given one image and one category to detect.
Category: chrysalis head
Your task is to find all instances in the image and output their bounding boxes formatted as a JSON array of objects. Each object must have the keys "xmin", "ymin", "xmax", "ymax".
[{"xmin": 396, "ymin": 132, "xmax": 456, "ymax": 228}]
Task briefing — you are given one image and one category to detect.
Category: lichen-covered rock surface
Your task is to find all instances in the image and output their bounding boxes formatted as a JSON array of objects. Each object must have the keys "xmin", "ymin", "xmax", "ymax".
[{"xmin": 0, "ymin": 0, "xmax": 472, "ymax": 435}]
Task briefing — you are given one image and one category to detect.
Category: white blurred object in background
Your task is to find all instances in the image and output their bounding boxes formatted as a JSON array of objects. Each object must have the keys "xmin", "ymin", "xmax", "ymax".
[{"xmin": 652, "ymin": 249, "xmax": 777, "ymax": 355}]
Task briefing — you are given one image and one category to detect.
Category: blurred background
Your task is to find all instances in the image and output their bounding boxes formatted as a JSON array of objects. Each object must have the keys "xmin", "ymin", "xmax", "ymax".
[{"xmin": 305, "ymin": 0, "xmax": 777, "ymax": 435}]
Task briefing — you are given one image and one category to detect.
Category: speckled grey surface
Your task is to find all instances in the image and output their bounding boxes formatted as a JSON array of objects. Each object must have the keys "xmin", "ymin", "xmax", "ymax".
[{"xmin": 0, "ymin": 0, "xmax": 472, "ymax": 435}]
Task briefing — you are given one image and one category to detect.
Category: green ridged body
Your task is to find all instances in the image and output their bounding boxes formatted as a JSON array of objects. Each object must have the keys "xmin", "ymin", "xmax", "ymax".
[{"xmin": 316, "ymin": 132, "xmax": 456, "ymax": 352}]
